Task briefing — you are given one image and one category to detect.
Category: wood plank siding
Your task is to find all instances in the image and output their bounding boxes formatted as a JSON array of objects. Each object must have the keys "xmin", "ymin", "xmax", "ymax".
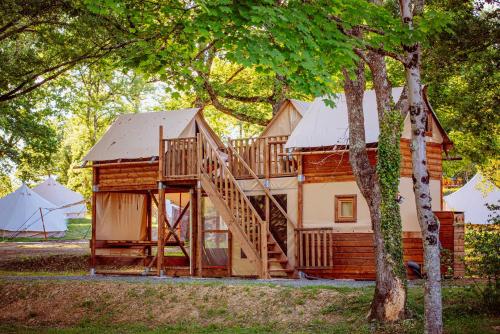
[
  {"xmin": 96, "ymin": 162, "xmax": 159, "ymax": 191},
  {"xmin": 302, "ymin": 139, "xmax": 442, "ymax": 183},
  {"xmin": 299, "ymin": 212, "xmax": 464, "ymax": 279}
]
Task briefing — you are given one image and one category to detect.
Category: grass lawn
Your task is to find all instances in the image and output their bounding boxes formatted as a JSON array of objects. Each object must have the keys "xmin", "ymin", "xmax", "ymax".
[
  {"xmin": 0, "ymin": 280, "xmax": 497, "ymax": 334},
  {"xmin": 0, "ymin": 218, "xmax": 91, "ymax": 242}
]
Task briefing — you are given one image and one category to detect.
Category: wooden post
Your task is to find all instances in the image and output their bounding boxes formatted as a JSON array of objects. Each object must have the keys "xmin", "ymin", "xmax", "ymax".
[
  {"xmin": 263, "ymin": 151, "xmax": 270, "ymax": 279},
  {"xmin": 196, "ymin": 182, "xmax": 203, "ymax": 277},
  {"xmin": 189, "ymin": 188, "xmax": 196, "ymax": 276},
  {"xmin": 39, "ymin": 208, "xmax": 47, "ymax": 240},
  {"xmin": 228, "ymin": 231, "xmax": 232, "ymax": 277},
  {"xmin": 297, "ymin": 154, "xmax": 304, "ymax": 228},
  {"xmin": 146, "ymin": 192, "xmax": 152, "ymax": 267},
  {"xmin": 90, "ymin": 166, "xmax": 98, "ymax": 275},
  {"xmin": 159, "ymin": 126, "xmax": 165, "ymax": 179},
  {"xmin": 260, "ymin": 219, "xmax": 269, "ymax": 278},
  {"xmin": 157, "ymin": 184, "xmax": 165, "ymax": 276}
]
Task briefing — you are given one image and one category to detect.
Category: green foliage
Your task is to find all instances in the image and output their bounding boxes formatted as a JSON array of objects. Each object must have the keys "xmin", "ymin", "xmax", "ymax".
[
  {"xmin": 0, "ymin": 86, "xmax": 62, "ymax": 185},
  {"xmin": 376, "ymin": 106, "xmax": 406, "ymax": 280},
  {"xmin": 424, "ymin": 0, "xmax": 499, "ymax": 174},
  {"xmin": 54, "ymin": 64, "xmax": 160, "ymax": 198},
  {"xmin": 0, "ymin": 0, "xmax": 131, "ymax": 102},
  {"xmin": 464, "ymin": 203, "xmax": 500, "ymax": 311}
]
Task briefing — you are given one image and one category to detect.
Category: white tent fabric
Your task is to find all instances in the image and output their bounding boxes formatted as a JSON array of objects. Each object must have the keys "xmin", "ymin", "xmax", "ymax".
[
  {"xmin": 444, "ymin": 173, "xmax": 500, "ymax": 225},
  {"xmin": 289, "ymin": 99, "xmax": 311, "ymax": 116},
  {"xmin": 83, "ymin": 108, "xmax": 199, "ymax": 161},
  {"xmin": 285, "ymin": 87, "xmax": 404, "ymax": 149},
  {"xmin": 0, "ymin": 184, "xmax": 67, "ymax": 236},
  {"xmin": 33, "ymin": 177, "xmax": 87, "ymax": 218}
]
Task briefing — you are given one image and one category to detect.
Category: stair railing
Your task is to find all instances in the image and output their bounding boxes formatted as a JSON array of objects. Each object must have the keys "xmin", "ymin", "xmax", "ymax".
[
  {"xmin": 198, "ymin": 130, "xmax": 268, "ymax": 271},
  {"xmin": 227, "ymin": 141, "xmax": 299, "ymax": 274}
]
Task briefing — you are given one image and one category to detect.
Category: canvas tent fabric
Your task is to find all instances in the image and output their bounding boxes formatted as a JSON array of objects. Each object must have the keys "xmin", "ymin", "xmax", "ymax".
[
  {"xmin": 0, "ymin": 184, "xmax": 67, "ymax": 237},
  {"xmin": 84, "ymin": 108, "xmax": 199, "ymax": 161},
  {"xmin": 33, "ymin": 177, "xmax": 87, "ymax": 218},
  {"xmin": 289, "ymin": 99, "xmax": 311, "ymax": 116},
  {"xmin": 285, "ymin": 88, "xmax": 404, "ymax": 149},
  {"xmin": 444, "ymin": 173, "xmax": 500, "ymax": 225},
  {"xmin": 261, "ymin": 99, "xmax": 311, "ymax": 137},
  {"xmin": 95, "ymin": 192, "xmax": 148, "ymax": 240}
]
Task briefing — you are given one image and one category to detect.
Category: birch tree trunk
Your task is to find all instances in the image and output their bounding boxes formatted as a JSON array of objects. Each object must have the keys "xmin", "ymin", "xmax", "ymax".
[
  {"xmin": 399, "ymin": 0, "xmax": 443, "ymax": 333},
  {"xmin": 343, "ymin": 58, "xmax": 406, "ymax": 321}
]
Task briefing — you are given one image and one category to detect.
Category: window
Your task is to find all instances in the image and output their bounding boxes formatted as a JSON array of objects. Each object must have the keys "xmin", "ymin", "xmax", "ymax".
[{"xmin": 335, "ymin": 195, "xmax": 357, "ymax": 223}]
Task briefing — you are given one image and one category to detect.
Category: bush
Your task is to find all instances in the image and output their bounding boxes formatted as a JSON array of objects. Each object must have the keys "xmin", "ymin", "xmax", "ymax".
[{"xmin": 464, "ymin": 203, "xmax": 500, "ymax": 312}]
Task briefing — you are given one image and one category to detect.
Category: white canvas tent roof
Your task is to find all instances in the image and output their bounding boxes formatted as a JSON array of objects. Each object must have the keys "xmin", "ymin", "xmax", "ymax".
[
  {"xmin": 0, "ymin": 184, "xmax": 67, "ymax": 233},
  {"xmin": 33, "ymin": 177, "xmax": 87, "ymax": 218},
  {"xmin": 444, "ymin": 173, "xmax": 500, "ymax": 225},
  {"xmin": 289, "ymin": 99, "xmax": 311, "ymax": 116},
  {"xmin": 83, "ymin": 108, "xmax": 199, "ymax": 162},
  {"xmin": 285, "ymin": 88, "xmax": 404, "ymax": 149}
]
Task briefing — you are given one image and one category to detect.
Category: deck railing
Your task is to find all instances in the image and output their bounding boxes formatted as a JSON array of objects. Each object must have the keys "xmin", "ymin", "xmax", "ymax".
[
  {"xmin": 295, "ymin": 228, "xmax": 334, "ymax": 269},
  {"xmin": 163, "ymin": 137, "xmax": 198, "ymax": 179},
  {"xmin": 229, "ymin": 136, "xmax": 296, "ymax": 179}
]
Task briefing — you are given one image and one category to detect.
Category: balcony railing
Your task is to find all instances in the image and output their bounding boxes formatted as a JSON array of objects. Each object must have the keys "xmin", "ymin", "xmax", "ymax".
[
  {"xmin": 229, "ymin": 135, "xmax": 297, "ymax": 179},
  {"xmin": 162, "ymin": 137, "xmax": 198, "ymax": 179}
]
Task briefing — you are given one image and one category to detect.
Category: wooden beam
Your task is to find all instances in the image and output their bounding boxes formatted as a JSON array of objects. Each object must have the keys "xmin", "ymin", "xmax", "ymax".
[
  {"xmin": 196, "ymin": 183, "xmax": 203, "ymax": 277},
  {"xmin": 90, "ymin": 167, "xmax": 98, "ymax": 274},
  {"xmin": 159, "ymin": 126, "xmax": 165, "ymax": 179},
  {"xmin": 157, "ymin": 185, "xmax": 165, "ymax": 276},
  {"xmin": 189, "ymin": 188, "xmax": 196, "ymax": 276}
]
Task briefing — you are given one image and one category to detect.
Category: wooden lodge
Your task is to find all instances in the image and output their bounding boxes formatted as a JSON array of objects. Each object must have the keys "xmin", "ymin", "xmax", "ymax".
[{"xmin": 84, "ymin": 89, "xmax": 464, "ymax": 279}]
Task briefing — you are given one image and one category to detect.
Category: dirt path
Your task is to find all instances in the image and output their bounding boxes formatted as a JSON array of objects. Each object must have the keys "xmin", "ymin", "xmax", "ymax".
[
  {"xmin": 0, "ymin": 240, "xmax": 88, "ymax": 261},
  {"xmin": 0, "ymin": 274, "xmax": 375, "ymax": 288}
]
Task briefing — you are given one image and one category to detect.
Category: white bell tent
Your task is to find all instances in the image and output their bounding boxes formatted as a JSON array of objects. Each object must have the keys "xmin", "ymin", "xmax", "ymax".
[
  {"xmin": 444, "ymin": 173, "xmax": 500, "ymax": 225},
  {"xmin": 33, "ymin": 177, "xmax": 87, "ymax": 218},
  {"xmin": 0, "ymin": 184, "xmax": 67, "ymax": 237}
]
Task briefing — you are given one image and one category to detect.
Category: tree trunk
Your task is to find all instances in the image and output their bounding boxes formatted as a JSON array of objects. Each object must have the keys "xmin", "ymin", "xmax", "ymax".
[
  {"xmin": 343, "ymin": 58, "xmax": 406, "ymax": 322},
  {"xmin": 367, "ymin": 51, "xmax": 407, "ymax": 321},
  {"xmin": 399, "ymin": 0, "xmax": 443, "ymax": 333}
]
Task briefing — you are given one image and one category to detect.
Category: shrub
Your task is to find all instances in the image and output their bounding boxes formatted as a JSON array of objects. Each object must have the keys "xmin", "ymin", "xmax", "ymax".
[{"xmin": 464, "ymin": 203, "xmax": 500, "ymax": 312}]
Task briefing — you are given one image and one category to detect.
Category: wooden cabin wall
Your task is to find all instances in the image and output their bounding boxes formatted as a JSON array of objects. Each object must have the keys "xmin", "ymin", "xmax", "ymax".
[
  {"xmin": 96, "ymin": 162, "xmax": 159, "ymax": 191},
  {"xmin": 301, "ymin": 212, "xmax": 463, "ymax": 280},
  {"xmin": 302, "ymin": 139, "xmax": 442, "ymax": 182}
]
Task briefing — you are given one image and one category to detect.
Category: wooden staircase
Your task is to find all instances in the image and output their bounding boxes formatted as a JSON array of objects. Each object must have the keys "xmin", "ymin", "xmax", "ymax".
[{"xmin": 198, "ymin": 130, "xmax": 295, "ymax": 278}]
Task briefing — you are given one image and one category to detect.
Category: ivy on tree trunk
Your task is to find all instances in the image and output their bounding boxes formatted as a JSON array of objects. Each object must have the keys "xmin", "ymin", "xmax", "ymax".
[{"xmin": 343, "ymin": 55, "xmax": 406, "ymax": 322}]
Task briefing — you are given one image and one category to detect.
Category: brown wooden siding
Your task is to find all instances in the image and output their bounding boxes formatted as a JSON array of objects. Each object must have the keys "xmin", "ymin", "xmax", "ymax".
[
  {"xmin": 300, "ymin": 212, "xmax": 463, "ymax": 279},
  {"xmin": 302, "ymin": 140, "xmax": 442, "ymax": 183},
  {"xmin": 96, "ymin": 162, "xmax": 159, "ymax": 191}
]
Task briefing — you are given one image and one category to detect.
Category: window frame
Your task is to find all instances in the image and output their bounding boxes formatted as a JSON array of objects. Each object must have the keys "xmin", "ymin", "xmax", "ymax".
[{"xmin": 334, "ymin": 194, "xmax": 357, "ymax": 223}]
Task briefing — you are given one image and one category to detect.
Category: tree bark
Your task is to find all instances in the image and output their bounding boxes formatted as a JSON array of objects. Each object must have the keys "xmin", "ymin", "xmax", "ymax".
[
  {"xmin": 343, "ymin": 58, "xmax": 406, "ymax": 322},
  {"xmin": 399, "ymin": 0, "xmax": 443, "ymax": 333},
  {"xmin": 367, "ymin": 51, "xmax": 407, "ymax": 321}
]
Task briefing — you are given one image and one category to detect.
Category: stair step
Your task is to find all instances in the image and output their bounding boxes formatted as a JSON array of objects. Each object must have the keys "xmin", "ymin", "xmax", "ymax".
[
  {"xmin": 268, "ymin": 250, "xmax": 282, "ymax": 255},
  {"xmin": 268, "ymin": 259, "xmax": 288, "ymax": 264},
  {"xmin": 269, "ymin": 268, "xmax": 294, "ymax": 273}
]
